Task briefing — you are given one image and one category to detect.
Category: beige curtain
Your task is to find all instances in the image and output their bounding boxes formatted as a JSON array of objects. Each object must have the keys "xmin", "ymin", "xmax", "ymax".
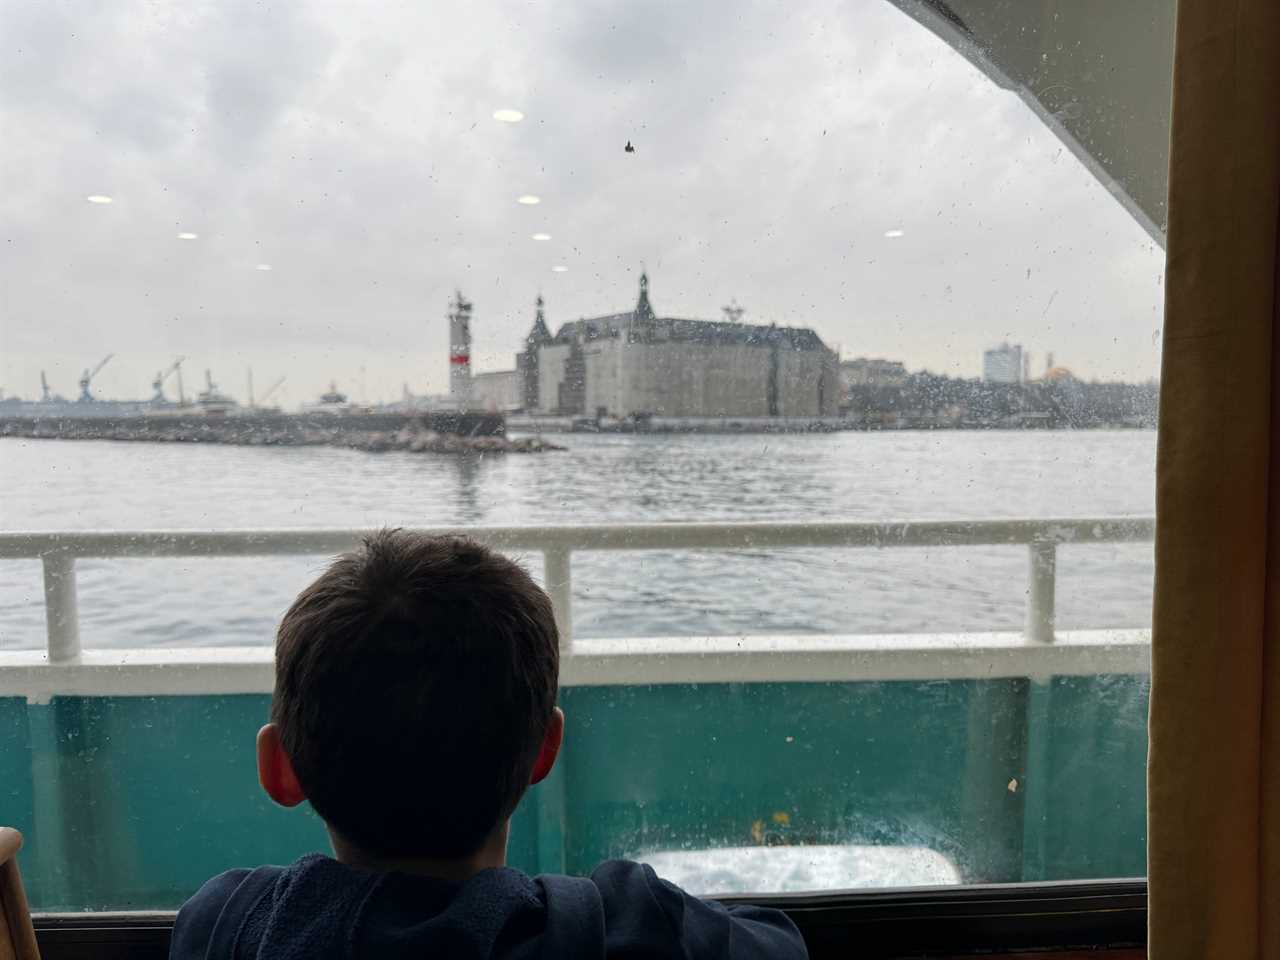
[{"xmin": 1148, "ymin": 0, "xmax": 1280, "ymax": 956}]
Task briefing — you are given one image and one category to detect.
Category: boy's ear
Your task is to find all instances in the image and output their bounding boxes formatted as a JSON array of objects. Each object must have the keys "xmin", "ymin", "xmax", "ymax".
[
  {"xmin": 529, "ymin": 707, "xmax": 564, "ymax": 785},
  {"xmin": 257, "ymin": 723, "xmax": 307, "ymax": 807}
]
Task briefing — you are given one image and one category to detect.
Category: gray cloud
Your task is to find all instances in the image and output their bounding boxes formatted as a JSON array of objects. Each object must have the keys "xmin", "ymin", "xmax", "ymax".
[{"xmin": 0, "ymin": 0, "xmax": 1163, "ymax": 407}]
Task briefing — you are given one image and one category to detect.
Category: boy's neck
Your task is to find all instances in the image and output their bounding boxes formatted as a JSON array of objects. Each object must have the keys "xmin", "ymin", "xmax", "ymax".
[{"xmin": 329, "ymin": 822, "xmax": 509, "ymax": 883}]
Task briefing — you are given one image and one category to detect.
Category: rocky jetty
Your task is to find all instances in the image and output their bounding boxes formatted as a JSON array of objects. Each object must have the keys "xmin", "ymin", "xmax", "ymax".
[{"xmin": 0, "ymin": 416, "xmax": 565, "ymax": 454}]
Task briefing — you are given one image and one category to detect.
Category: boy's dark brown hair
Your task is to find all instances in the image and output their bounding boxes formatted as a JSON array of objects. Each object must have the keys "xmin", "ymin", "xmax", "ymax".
[{"xmin": 271, "ymin": 529, "xmax": 560, "ymax": 859}]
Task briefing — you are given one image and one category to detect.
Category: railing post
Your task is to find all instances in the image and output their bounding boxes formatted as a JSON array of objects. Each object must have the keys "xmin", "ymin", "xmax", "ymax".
[
  {"xmin": 1025, "ymin": 539, "xmax": 1057, "ymax": 644},
  {"xmin": 42, "ymin": 551, "xmax": 82, "ymax": 661},
  {"xmin": 543, "ymin": 546, "xmax": 573, "ymax": 652}
]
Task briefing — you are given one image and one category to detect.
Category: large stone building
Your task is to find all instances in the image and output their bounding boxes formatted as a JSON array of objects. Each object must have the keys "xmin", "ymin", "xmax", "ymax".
[{"xmin": 518, "ymin": 275, "xmax": 839, "ymax": 417}]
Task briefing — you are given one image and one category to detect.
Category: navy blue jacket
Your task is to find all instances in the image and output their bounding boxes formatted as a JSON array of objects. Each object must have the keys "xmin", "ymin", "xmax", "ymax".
[{"xmin": 170, "ymin": 855, "xmax": 807, "ymax": 959}]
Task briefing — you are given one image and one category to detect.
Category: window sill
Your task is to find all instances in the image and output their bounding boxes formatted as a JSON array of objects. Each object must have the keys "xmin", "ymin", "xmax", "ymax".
[{"xmin": 34, "ymin": 878, "xmax": 1146, "ymax": 960}]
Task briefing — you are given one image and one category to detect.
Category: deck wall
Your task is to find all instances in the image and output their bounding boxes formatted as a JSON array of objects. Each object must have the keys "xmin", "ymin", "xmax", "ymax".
[{"xmin": 2, "ymin": 674, "xmax": 1148, "ymax": 910}]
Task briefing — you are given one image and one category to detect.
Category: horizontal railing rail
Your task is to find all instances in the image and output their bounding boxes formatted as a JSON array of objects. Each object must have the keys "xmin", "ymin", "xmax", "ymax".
[
  {"xmin": 0, "ymin": 630, "xmax": 1154, "ymax": 701},
  {"xmin": 0, "ymin": 518, "xmax": 1155, "ymax": 696},
  {"xmin": 0, "ymin": 518, "xmax": 1156, "ymax": 560}
]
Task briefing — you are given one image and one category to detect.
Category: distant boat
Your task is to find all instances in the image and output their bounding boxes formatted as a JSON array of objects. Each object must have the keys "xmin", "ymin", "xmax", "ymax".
[
  {"xmin": 304, "ymin": 382, "xmax": 354, "ymax": 415},
  {"xmin": 196, "ymin": 371, "xmax": 239, "ymax": 416}
]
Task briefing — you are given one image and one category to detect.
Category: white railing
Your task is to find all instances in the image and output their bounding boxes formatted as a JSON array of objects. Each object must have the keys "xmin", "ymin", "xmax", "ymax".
[{"xmin": 0, "ymin": 518, "xmax": 1155, "ymax": 699}]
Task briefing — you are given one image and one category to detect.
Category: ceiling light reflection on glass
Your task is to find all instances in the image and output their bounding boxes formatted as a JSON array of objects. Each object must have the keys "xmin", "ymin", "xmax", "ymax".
[
  {"xmin": 884, "ymin": 229, "xmax": 905, "ymax": 239},
  {"xmin": 517, "ymin": 195, "xmax": 541, "ymax": 205},
  {"xmin": 256, "ymin": 264, "xmax": 273, "ymax": 271},
  {"xmin": 492, "ymin": 109, "xmax": 525, "ymax": 123},
  {"xmin": 531, "ymin": 233, "xmax": 552, "ymax": 241},
  {"xmin": 551, "ymin": 265, "xmax": 568, "ymax": 273},
  {"xmin": 176, "ymin": 232, "xmax": 199, "ymax": 240},
  {"xmin": 86, "ymin": 195, "xmax": 113, "ymax": 204}
]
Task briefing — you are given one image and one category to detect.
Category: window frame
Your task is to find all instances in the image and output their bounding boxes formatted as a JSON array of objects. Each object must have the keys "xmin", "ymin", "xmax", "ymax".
[{"xmin": 32, "ymin": 878, "xmax": 1147, "ymax": 960}]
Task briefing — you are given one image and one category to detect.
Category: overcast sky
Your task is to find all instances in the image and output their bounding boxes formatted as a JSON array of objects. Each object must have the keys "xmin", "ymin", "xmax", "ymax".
[{"xmin": 0, "ymin": 0, "xmax": 1165, "ymax": 407}]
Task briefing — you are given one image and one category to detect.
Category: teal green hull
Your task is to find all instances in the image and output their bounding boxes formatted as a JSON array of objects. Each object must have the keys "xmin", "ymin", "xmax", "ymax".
[{"xmin": 1, "ymin": 676, "xmax": 1148, "ymax": 910}]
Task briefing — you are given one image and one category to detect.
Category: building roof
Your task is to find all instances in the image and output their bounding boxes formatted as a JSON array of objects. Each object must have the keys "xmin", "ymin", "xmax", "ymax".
[
  {"xmin": 548, "ymin": 274, "xmax": 832, "ymax": 353},
  {"xmin": 841, "ymin": 357, "xmax": 907, "ymax": 369}
]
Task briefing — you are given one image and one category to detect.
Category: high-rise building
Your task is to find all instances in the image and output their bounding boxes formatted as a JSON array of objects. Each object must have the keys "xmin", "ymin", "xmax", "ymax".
[{"xmin": 983, "ymin": 342, "xmax": 1025, "ymax": 384}]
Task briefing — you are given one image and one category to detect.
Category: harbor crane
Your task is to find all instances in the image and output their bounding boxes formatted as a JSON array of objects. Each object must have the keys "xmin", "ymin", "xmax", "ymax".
[
  {"xmin": 38, "ymin": 372, "xmax": 68, "ymax": 404},
  {"xmin": 78, "ymin": 354, "xmax": 114, "ymax": 402},
  {"xmin": 257, "ymin": 376, "xmax": 286, "ymax": 408},
  {"xmin": 151, "ymin": 357, "xmax": 186, "ymax": 404}
]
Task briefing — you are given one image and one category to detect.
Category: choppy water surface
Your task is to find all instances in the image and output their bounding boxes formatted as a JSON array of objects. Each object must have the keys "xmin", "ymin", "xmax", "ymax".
[{"xmin": 0, "ymin": 430, "xmax": 1154, "ymax": 649}]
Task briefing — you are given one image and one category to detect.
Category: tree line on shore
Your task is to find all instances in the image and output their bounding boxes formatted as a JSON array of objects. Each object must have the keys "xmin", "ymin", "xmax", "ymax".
[{"xmin": 841, "ymin": 373, "xmax": 1159, "ymax": 429}]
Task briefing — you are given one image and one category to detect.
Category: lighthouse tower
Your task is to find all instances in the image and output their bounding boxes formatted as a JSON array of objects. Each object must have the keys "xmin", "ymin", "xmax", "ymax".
[{"xmin": 448, "ymin": 291, "xmax": 473, "ymax": 409}]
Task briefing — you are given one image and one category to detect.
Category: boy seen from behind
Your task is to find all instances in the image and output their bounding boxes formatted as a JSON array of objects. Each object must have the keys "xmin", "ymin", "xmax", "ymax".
[{"xmin": 171, "ymin": 529, "xmax": 807, "ymax": 959}]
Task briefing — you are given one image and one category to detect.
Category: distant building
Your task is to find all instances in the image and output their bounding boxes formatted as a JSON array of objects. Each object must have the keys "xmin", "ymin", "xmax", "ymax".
[
  {"xmin": 518, "ymin": 274, "xmax": 839, "ymax": 417},
  {"xmin": 1039, "ymin": 351, "xmax": 1075, "ymax": 382},
  {"xmin": 471, "ymin": 370, "xmax": 521, "ymax": 412},
  {"xmin": 840, "ymin": 357, "xmax": 908, "ymax": 388},
  {"xmin": 983, "ymin": 342, "xmax": 1025, "ymax": 384}
]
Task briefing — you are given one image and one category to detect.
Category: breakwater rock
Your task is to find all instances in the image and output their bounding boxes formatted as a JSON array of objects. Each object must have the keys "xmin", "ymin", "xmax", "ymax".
[{"xmin": 0, "ymin": 414, "xmax": 565, "ymax": 454}]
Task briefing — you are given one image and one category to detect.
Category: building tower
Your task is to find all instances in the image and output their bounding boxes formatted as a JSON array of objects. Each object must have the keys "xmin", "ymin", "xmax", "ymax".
[
  {"xmin": 634, "ymin": 270, "xmax": 655, "ymax": 322},
  {"xmin": 448, "ymin": 291, "xmax": 473, "ymax": 409},
  {"xmin": 518, "ymin": 294, "xmax": 552, "ymax": 410}
]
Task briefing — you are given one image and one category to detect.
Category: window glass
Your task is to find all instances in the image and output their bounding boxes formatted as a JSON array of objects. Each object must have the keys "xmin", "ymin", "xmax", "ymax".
[{"xmin": 0, "ymin": 0, "xmax": 1170, "ymax": 909}]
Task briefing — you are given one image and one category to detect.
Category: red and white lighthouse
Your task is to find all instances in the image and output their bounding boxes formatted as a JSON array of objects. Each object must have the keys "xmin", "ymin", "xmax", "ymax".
[{"xmin": 448, "ymin": 291, "xmax": 473, "ymax": 410}]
